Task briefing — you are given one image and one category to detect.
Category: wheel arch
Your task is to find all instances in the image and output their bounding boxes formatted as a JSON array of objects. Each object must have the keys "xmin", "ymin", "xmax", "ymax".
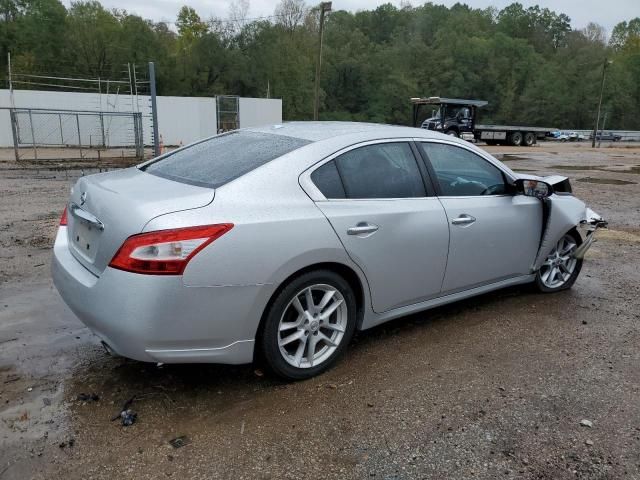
[{"xmin": 253, "ymin": 261, "xmax": 368, "ymax": 361}]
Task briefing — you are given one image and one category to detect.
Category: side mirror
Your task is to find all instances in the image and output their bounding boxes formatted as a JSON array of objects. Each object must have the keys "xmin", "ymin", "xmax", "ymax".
[{"xmin": 514, "ymin": 179, "xmax": 553, "ymax": 199}]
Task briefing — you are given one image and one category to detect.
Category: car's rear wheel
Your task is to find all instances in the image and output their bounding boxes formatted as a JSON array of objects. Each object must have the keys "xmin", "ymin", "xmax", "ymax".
[
  {"xmin": 260, "ymin": 270, "xmax": 356, "ymax": 380},
  {"xmin": 535, "ymin": 232, "xmax": 583, "ymax": 292}
]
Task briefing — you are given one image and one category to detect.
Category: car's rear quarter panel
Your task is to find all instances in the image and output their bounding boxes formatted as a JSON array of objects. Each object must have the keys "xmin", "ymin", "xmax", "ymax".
[{"xmin": 143, "ymin": 148, "xmax": 357, "ymax": 288}]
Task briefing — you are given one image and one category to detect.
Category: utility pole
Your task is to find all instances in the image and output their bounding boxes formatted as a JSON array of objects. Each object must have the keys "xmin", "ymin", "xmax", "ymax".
[
  {"xmin": 598, "ymin": 112, "xmax": 607, "ymax": 148},
  {"xmin": 149, "ymin": 62, "xmax": 160, "ymax": 157},
  {"xmin": 313, "ymin": 2, "xmax": 332, "ymax": 121},
  {"xmin": 592, "ymin": 58, "xmax": 611, "ymax": 148}
]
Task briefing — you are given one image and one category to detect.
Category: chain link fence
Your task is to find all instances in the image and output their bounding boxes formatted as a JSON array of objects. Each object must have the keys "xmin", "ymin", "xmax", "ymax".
[{"xmin": 7, "ymin": 108, "xmax": 144, "ymax": 162}]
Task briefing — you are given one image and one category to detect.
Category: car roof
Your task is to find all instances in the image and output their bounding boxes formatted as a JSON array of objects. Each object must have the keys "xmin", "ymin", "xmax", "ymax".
[{"xmin": 246, "ymin": 121, "xmax": 443, "ymax": 142}]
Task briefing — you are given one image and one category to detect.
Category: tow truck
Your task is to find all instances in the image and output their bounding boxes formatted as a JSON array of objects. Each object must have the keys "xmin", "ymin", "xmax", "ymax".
[{"xmin": 410, "ymin": 97, "xmax": 557, "ymax": 147}]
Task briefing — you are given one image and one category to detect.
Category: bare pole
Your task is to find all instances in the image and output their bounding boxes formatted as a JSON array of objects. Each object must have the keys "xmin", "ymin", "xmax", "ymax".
[
  {"xmin": 28, "ymin": 108, "xmax": 38, "ymax": 160},
  {"xmin": 313, "ymin": 2, "xmax": 332, "ymax": 121},
  {"xmin": 127, "ymin": 62, "xmax": 135, "ymax": 113},
  {"xmin": 149, "ymin": 62, "xmax": 160, "ymax": 157},
  {"xmin": 8, "ymin": 52, "xmax": 15, "ymax": 109},
  {"xmin": 591, "ymin": 58, "xmax": 611, "ymax": 148},
  {"xmin": 132, "ymin": 63, "xmax": 140, "ymax": 113},
  {"xmin": 8, "ymin": 53, "xmax": 19, "ymax": 161},
  {"xmin": 598, "ymin": 112, "xmax": 607, "ymax": 148}
]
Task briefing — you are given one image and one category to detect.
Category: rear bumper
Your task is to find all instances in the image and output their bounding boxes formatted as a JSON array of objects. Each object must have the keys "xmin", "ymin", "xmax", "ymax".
[{"xmin": 51, "ymin": 228, "xmax": 273, "ymax": 364}]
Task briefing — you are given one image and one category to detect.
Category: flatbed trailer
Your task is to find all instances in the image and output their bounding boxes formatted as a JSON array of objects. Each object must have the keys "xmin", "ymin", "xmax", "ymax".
[{"xmin": 410, "ymin": 97, "xmax": 557, "ymax": 147}]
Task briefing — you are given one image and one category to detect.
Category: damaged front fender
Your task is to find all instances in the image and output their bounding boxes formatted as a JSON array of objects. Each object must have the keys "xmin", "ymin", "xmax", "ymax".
[
  {"xmin": 532, "ymin": 197, "xmax": 607, "ymax": 271},
  {"xmin": 573, "ymin": 208, "xmax": 608, "ymax": 259}
]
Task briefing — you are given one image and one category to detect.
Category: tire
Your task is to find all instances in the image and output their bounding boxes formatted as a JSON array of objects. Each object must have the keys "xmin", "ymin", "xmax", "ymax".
[
  {"xmin": 259, "ymin": 270, "xmax": 357, "ymax": 380},
  {"xmin": 445, "ymin": 129, "xmax": 459, "ymax": 137},
  {"xmin": 509, "ymin": 131, "xmax": 523, "ymax": 146},
  {"xmin": 523, "ymin": 132, "xmax": 536, "ymax": 146},
  {"xmin": 535, "ymin": 231, "xmax": 583, "ymax": 293}
]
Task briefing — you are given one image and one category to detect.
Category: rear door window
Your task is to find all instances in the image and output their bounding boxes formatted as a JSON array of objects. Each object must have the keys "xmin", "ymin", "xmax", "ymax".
[
  {"xmin": 142, "ymin": 131, "xmax": 311, "ymax": 188},
  {"xmin": 326, "ymin": 142, "xmax": 426, "ymax": 199},
  {"xmin": 310, "ymin": 161, "xmax": 346, "ymax": 199}
]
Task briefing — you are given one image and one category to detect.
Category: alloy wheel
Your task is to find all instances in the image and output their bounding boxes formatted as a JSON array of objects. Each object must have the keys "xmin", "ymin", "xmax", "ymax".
[
  {"xmin": 278, "ymin": 284, "xmax": 347, "ymax": 369},
  {"xmin": 539, "ymin": 234, "xmax": 578, "ymax": 289}
]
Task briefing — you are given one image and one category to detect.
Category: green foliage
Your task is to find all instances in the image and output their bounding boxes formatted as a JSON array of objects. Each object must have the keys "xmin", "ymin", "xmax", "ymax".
[{"xmin": 0, "ymin": 0, "xmax": 638, "ymax": 129}]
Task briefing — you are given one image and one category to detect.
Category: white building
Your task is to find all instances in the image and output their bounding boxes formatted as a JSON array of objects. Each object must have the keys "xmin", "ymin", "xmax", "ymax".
[{"xmin": 0, "ymin": 89, "xmax": 282, "ymax": 148}]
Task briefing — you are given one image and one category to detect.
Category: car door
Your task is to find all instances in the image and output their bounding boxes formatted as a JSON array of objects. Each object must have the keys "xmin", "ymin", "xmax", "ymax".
[
  {"xmin": 417, "ymin": 141, "xmax": 542, "ymax": 294},
  {"xmin": 304, "ymin": 140, "xmax": 450, "ymax": 313}
]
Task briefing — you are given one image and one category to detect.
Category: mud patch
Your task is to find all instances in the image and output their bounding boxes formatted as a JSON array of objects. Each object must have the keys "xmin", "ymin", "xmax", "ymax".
[
  {"xmin": 549, "ymin": 165, "xmax": 608, "ymax": 171},
  {"xmin": 28, "ymin": 235, "xmax": 54, "ymax": 249},
  {"xmin": 603, "ymin": 165, "xmax": 640, "ymax": 174},
  {"xmin": 576, "ymin": 177, "xmax": 637, "ymax": 185},
  {"xmin": 597, "ymin": 229, "xmax": 640, "ymax": 243},
  {"xmin": 494, "ymin": 154, "xmax": 530, "ymax": 161}
]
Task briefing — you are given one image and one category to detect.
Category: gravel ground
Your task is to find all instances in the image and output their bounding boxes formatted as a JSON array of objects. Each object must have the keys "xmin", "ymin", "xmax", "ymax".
[{"xmin": 0, "ymin": 142, "xmax": 639, "ymax": 479}]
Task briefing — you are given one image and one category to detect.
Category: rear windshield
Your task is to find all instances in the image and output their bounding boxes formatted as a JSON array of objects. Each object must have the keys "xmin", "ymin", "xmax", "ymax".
[{"xmin": 141, "ymin": 131, "xmax": 311, "ymax": 188}]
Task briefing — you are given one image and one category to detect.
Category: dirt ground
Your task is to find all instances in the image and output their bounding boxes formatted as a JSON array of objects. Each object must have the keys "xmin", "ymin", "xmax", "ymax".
[{"xmin": 1, "ymin": 142, "xmax": 639, "ymax": 479}]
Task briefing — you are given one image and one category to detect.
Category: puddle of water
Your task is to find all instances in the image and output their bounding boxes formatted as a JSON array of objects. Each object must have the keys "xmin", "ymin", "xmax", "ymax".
[
  {"xmin": 576, "ymin": 177, "xmax": 637, "ymax": 185},
  {"xmin": 551, "ymin": 164, "xmax": 640, "ymax": 175},
  {"xmin": 548, "ymin": 165, "xmax": 607, "ymax": 170},
  {"xmin": 612, "ymin": 166, "xmax": 640, "ymax": 174},
  {"xmin": 494, "ymin": 154, "xmax": 531, "ymax": 161}
]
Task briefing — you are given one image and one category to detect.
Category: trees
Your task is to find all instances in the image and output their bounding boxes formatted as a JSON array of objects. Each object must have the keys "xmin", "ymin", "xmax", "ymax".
[{"xmin": 0, "ymin": 0, "xmax": 638, "ymax": 130}]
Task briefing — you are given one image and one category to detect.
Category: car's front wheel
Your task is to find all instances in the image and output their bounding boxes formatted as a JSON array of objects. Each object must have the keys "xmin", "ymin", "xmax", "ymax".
[
  {"xmin": 260, "ymin": 270, "xmax": 357, "ymax": 380},
  {"xmin": 535, "ymin": 232, "xmax": 583, "ymax": 292}
]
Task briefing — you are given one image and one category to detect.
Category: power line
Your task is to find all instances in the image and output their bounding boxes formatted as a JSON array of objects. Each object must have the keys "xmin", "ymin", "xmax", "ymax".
[
  {"xmin": 13, "ymin": 73, "xmax": 132, "ymax": 85},
  {"xmin": 11, "ymin": 80, "xmax": 99, "ymax": 91}
]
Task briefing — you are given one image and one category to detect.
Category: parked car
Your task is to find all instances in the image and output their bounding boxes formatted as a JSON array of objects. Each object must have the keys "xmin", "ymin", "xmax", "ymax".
[
  {"xmin": 551, "ymin": 131, "xmax": 586, "ymax": 142},
  {"xmin": 591, "ymin": 131, "xmax": 622, "ymax": 142},
  {"xmin": 52, "ymin": 123, "xmax": 606, "ymax": 380}
]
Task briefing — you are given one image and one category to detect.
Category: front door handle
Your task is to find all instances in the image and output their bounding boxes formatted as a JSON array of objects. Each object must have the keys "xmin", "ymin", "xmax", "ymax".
[
  {"xmin": 347, "ymin": 222, "xmax": 379, "ymax": 236},
  {"xmin": 451, "ymin": 214, "xmax": 476, "ymax": 226}
]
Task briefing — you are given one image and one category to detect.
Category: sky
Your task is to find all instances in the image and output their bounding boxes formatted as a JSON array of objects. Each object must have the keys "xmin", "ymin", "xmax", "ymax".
[{"xmin": 61, "ymin": 0, "xmax": 639, "ymax": 34}]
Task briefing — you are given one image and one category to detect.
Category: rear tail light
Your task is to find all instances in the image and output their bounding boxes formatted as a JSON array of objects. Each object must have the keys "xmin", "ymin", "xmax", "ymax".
[
  {"xmin": 109, "ymin": 224, "xmax": 233, "ymax": 275},
  {"xmin": 60, "ymin": 207, "xmax": 68, "ymax": 226}
]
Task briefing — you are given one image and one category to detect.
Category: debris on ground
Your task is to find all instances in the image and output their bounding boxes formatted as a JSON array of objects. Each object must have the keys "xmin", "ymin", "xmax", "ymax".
[
  {"xmin": 119, "ymin": 410, "xmax": 137, "ymax": 426},
  {"xmin": 59, "ymin": 438, "xmax": 75, "ymax": 449},
  {"xmin": 253, "ymin": 369, "xmax": 264, "ymax": 377},
  {"xmin": 111, "ymin": 396, "xmax": 138, "ymax": 427},
  {"xmin": 42, "ymin": 397, "xmax": 51, "ymax": 406},
  {"xmin": 169, "ymin": 436, "xmax": 191, "ymax": 449},
  {"xmin": 77, "ymin": 393, "xmax": 100, "ymax": 402},
  {"xmin": 585, "ymin": 439, "xmax": 594, "ymax": 446},
  {"xmin": 3, "ymin": 375, "xmax": 21, "ymax": 384},
  {"xmin": 580, "ymin": 419, "xmax": 593, "ymax": 428}
]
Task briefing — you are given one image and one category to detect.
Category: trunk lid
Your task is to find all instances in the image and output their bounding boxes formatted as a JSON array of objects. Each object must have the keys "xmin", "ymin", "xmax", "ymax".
[{"xmin": 66, "ymin": 167, "xmax": 214, "ymax": 276}]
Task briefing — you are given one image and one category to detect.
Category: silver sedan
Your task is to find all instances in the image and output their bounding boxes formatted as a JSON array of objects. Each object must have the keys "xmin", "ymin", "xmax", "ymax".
[{"xmin": 52, "ymin": 123, "xmax": 606, "ymax": 379}]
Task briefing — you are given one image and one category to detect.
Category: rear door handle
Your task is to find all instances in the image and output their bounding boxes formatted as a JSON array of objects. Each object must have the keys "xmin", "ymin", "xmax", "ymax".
[
  {"xmin": 451, "ymin": 214, "xmax": 476, "ymax": 226},
  {"xmin": 347, "ymin": 222, "xmax": 379, "ymax": 236}
]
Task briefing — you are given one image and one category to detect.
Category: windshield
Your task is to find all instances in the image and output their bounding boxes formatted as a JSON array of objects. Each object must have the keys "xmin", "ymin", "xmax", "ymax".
[{"xmin": 141, "ymin": 131, "xmax": 311, "ymax": 189}]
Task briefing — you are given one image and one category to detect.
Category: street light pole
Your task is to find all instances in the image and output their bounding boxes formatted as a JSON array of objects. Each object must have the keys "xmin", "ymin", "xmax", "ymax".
[
  {"xmin": 592, "ymin": 58, "xmax": 611, "ymax": 148},
  {"xmin": 313, "ymin": 1, "xmax": 332, "ymax": 121}
]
